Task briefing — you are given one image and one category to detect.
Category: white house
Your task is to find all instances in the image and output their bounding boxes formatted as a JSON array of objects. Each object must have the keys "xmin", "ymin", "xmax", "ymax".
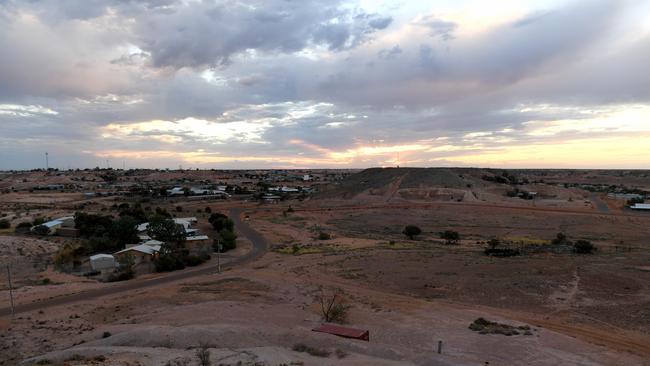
[
  {"xmin": 114, "ymin": 244, "xmax": 160, "ymax": 266},
  {"xmin": 167, "ymin": 187, "xmax": 185, "ymax": 196},
  {"xmin": 89, "ymin": 254, "xmax": 116, "ymax": 271},
  {"xmin": 32, "ymin": 216, "xmax": 75, "ymax": 235},
  {"xmin": 630, "ymin": 203, "xmax": 650, "ymax": 210}
]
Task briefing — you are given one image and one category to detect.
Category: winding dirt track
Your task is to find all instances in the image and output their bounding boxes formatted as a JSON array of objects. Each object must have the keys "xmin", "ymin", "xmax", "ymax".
[{"xmin": 0, "ymin": 208, "xmax": 266, "ymax": 317}]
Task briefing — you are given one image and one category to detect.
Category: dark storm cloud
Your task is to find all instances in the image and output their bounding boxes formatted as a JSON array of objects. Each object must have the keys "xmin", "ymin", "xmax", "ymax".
[
  {"xmin": 0, "ymin": 0, "xmax": 649, "ymax": 169},
  {"xmin": 133, "ymin": 0, "xmax": 393, "ymax": 68}
]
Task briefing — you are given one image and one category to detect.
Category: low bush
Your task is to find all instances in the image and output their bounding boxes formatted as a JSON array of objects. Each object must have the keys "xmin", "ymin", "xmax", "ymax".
[
  {"xmin": 402, "ymin": 225, "xmax": 421, "ymax": 240},
  {"xmin": 184, "ymin": 254, "xmax": 210, "ymax": 267},
  {"xmin": 107, "ymin": 269, "xmax": 134, "ymax": 282},
  {"xmin": 16, "ymin": 221, "xmax": 32, "ymax": 230},
  {"xmin": 484, "ymin": 248, "xmax": 520, "ymax": 257},
  {"xmin": 574, "ymin": 240, "xmax": 596, "ymax": 254},
  {"xmin": 440, "ymin": 230, "xmax": 460, "ymax": 244},
  {"xmin": 469, "ymin": 318, "xmax": 532, "ymax": 336},
  {"xmin": 155, "ymin": 253, "xmax": 186, "ymax": 272},
  {"xmin": 32, "ymin": 224, "xmax": 50, "ymax": 236},
  {"xmin": 318, "ymin": 232, "xmax": 331, "ymax": 240},
  {"xmin": 292, "ymin": 344, "xmax": 330, "ymax": 358},
  {"xmin": 0, "ymin": 219, "xmax": 10, "ymax": 229}
]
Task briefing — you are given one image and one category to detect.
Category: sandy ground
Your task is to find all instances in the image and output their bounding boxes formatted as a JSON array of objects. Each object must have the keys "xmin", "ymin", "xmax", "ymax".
[
  {"xmin": 1, "ymin": 167, "xmax": 649, "ymax": 365},
  {"xmin": 4, "ymin": 251, "xmax": 647, "ymax": 366}
]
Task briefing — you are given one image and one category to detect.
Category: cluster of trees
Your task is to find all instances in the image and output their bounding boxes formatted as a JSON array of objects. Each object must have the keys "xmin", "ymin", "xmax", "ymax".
[
  {"xmin": 75, "ymin": 212, "xmax": 141, "ymax": 253},
  {"xmin": 552, "ymin": 233, "xmax": 596, "ymax": 254},
  {"xmin": 147, "ymin": 215, "xmax": 212, "ymax": 272},
  {"xmin": 208, "ymin": 213, "xmax": 237, "ymax": 252},
  {"xmin": 482, "ymin": 171, "xmax": 529, "ymax": 185},
  {"xmin": 401, "ymin": 225, "xmax": 461, "ymax": 245}
]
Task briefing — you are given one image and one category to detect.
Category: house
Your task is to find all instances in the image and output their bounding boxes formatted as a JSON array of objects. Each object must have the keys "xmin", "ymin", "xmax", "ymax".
[
  {"xmin": 185, "ymin": 235, "xmax": 211, "ymax": 255},
  {"xmin": 167, "ymin": 187, "xmax": 185, "ymax": 196},
  {"xmin": 630, "ymin": 203, "xmax": 650, "ymax": 210},
  {"xmin": 142, "ymin": 239, "xmax": 164, "ymax": 246},
  {"xmin": 89, "ymin": 254, "xmax": 116, "ymax": 272},
  {"xmin": 31, "ymin": 216, "xmax": 75, "ymax": 235},
  {"xmin": 114, "ymin": 244, "xmax": 160, "ymax": 266}
]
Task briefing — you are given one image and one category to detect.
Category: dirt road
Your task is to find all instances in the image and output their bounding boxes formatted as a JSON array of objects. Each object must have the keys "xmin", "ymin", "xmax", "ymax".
[{"xmin": 0, "ymin": 208, "xmax": 267, "ymax": 317}]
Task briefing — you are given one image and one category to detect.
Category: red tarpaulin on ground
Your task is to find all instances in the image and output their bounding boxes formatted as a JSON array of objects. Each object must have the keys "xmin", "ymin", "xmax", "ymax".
[{"xmin": 312, "ymin": 324, "xmax": 370, "ymax": 341}]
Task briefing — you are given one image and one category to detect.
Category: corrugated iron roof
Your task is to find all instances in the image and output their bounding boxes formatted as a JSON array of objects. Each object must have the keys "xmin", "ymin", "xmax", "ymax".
[{"xmin": 312, "ymin": 324, "xmax": 369, "ymax": 341}]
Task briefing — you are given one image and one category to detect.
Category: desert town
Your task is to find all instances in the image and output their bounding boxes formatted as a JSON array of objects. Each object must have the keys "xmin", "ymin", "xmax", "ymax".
[{"xmin": 0, "ymin": 167, "xmax": 649, "ymax": 365}]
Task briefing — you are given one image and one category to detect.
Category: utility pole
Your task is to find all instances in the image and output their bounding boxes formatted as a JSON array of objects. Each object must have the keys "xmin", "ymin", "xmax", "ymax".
[
  {"xmin": 217, "ymin": 239, "xmax": 222, "ymax": 274},
  {"xmin": 6, "ymin": 264, "xmax": 15, "ymax": 318},
  {"xmin": 45, "ymin": 152, "xmax": 49, "ymax": 170}
]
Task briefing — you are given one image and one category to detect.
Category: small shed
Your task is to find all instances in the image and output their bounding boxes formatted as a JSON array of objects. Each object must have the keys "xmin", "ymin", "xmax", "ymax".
[
  {"xmin": 90, "ymin": 254, "xmax": 116, "ymax": 271},
  {"xmin": 312, "ymin": 324, "xmax": 370, "ymax": 341}
]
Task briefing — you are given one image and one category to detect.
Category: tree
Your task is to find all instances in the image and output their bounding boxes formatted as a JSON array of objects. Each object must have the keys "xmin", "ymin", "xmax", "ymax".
[
  {"xmin": 551, "ymin": 232, "xmax": 571, "ymax": 245},
  {"xmin": 147, "ymin": 215, "xmax": 186, "ymax": 249},
  {"xmin": 402, "ymin": 225, "xmax": 421, "ymax": 240},
  {"xmin": 208, "ymin": 213, "xmax": 234, "ymax": 232},
  {"xmin": 110, "ymin": 215, "xmax": 139, "ymax": 245},
  {"xmin": 316, "ymin": 287, "xmax": 350, "ymax": 323},
  {"xmin": 574, "ymin": 240, "xmax": 596, "ymax": 254},
  {"xmin": 74, "ymin": 212, "xmax": 114, "ymax": 238},
  {"xmin": 218, "ymin": 229, "xmax": 237, "ymax": 251},
  {"xmin": 32, "ymin": 224, "xmax": 50, "ymax": 236},
  {"xmin": 195, "ymin": 344, "xmax": 211, "ymax": 366},
  {"xmin": 440, "ymin": 230, "xmax": 460, "ymax": 244},
  {"xmin": 487, "ymin": 238, "xmax": 500, "ymax": 249}
]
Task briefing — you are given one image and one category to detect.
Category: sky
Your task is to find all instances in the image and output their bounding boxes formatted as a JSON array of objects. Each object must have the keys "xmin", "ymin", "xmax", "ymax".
[{"xmin": 1, "ymin": 0, "xmax": 649, "ymax": 170}]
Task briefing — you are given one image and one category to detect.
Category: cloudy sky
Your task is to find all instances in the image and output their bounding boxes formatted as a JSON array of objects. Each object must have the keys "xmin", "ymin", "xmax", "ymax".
[{"xmin": 1, "ymin": 0, "xmax": 649, "ymax": 170}]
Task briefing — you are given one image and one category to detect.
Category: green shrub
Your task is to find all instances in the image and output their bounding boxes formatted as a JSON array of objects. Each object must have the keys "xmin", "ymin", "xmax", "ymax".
[
  {"xmin": 440, "ymin": 230, "xmax": 460, "ymax": 244},
  {"xmin": 184, "ymin": 254, "xmax": 210, "ymax": 267},
  {"xmin": 32, "ymin": 217, "xmax": 46, "ymax": 226},
  {"xmin": 402, "ymin": 225, "xmax": 421, "ymax": 239},
  {"xmin": 218, "ymin": 229, "xmax": 237, "ymax": 251},
  {"xmin": 292, "ymin": 344, "xmax": 330, "ymax": 358},
  {"xmin": 318, "ymin": 232, "xmax": 331, "ymax": 240},
  {"xmin": 574, "ymin": 240, "xmax": 596, "ymax": 254},
  {"xmin": 32, "ymin": 224, "xmax": 50, "ymax": 235},
  {"xmin": 0, "ymin": 219, "xmax": 10, "ymax": 229},
  {"xmin": 155, "ymin": 253, "xmax": 186, "ymax": 272},
  {"xmin": 16, "ymin": 221, "xmax": 32, "ymax": 229}
]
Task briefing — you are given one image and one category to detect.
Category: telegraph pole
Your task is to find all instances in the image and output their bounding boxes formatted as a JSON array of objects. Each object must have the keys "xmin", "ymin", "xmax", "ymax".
[
  {"xmin": 45, "ymin": 152, "xmax": 49, "ymax": 170},
  {"xmin": 6, "ymin": 264, "xmax": 15, "ymax": 318},
  {"xmin": 217, "ymin": 239, "xmax": 222, "ymax": 274}
]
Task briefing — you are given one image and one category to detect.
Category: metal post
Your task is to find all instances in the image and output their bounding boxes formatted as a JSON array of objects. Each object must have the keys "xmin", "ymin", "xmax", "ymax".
[
  {"xmin": 437, "ymin": 340, "xmax": 442, "ymax": 354},
  {"xmin": 7, "ymin": 264, "xmax": 15, "ymax": 317}
]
